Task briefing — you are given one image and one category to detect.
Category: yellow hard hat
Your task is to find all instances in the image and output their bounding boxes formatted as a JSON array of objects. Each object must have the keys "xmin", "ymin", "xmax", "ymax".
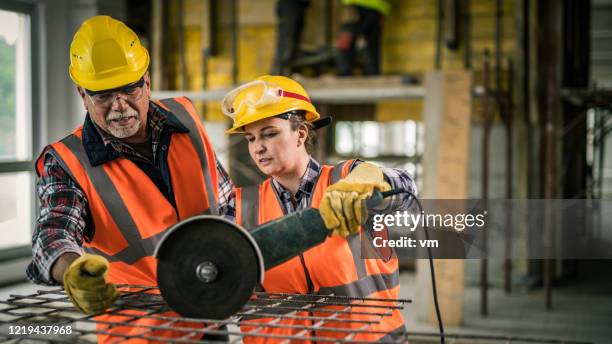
[
  {"xmin": 223, "ymin": 75, "xmax": 322, "ymax": 134},
  {"xmin": 69, "ymin": 15, "xmax": 150, "ymax": 91}
]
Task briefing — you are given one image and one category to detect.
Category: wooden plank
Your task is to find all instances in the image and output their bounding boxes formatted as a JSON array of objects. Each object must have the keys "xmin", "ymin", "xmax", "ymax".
[
  {"xmin": 294, "ymin": 75, "xmax": 407, "ymax": 88},
  {"xmin": 205, "ymin": 57, "xmax": 233, "ymax": 121},
  {"xmin": 376, "ymin": 100, "xmax": 423, "ymax": 121},
  {"xmin": 416, "ymin": 70, "xmax": 473, "ymax": 326},
  {"xmin": 184, "ymin": 0, "xmax": 206, "ymax": 26},
  {"xmin": 238, "ymin": 26, "xmax": 276, "ymax": 81},
  {"xmin": 238, "ymin": 0, "xmax": 276, "ymax": 26}
]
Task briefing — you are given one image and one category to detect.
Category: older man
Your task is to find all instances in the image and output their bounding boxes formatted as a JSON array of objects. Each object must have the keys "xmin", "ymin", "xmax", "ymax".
[{"xmin": 27, "ymin": 15, "xmax": 234, "ymax": 341}]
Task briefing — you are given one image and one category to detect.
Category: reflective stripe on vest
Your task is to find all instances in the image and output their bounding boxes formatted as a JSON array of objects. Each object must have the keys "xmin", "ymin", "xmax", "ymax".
[
  {"xmin": 36, "ymin": 98, "xmax": 219, "ymax": 283},
  {"xmin": 238, "ymin": 185, "xmax": 259, "ymax": 231},
  {"xmin": 329, "ymin": 159, "xmax": 350, "ymax": 185},
  {"xmin": 330, "ymin": 160, "xmax": 369, "ymax": 281},
  {"xmin": 157, "ymin": 98, "xmax": 218, "ymax": 215},
  {"xmin": 59, "ymin": 134, "xmax": 167, "ymax": 264}
]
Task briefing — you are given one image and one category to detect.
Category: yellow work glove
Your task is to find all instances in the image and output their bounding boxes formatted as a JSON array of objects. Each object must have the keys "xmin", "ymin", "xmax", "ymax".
[
  {"xmin": 63, "ymin": 254, "xmax": 119, "ymax": 315},
  {"xmin": 320, "ymin": 163, "xmax": 391, "ymax": 237}
]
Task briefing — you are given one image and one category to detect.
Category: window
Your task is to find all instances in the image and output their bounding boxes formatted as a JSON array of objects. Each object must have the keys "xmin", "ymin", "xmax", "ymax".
[
  {"xmin": 0, "ymin": 2, "xmax": 38, "ymax": 254},
  {"xmin": 0, "ymin": 9, "xmax": 31, "ymax": 161},
  {"xmin": 334, "ymin": 120, "xmax": 424, "ymax": 186}
]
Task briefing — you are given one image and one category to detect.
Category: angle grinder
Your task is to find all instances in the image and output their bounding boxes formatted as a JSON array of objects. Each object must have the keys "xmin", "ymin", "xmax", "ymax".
[{"xmin": 154, "ymin": 190, "xmax": 388, "ymax": 319}]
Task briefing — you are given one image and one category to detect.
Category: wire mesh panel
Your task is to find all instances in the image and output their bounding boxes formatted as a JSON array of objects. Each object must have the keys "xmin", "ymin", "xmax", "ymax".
[
  {"xmin": 0, "ymin": 285, "xmax": 592, "ymax": 344},
  {"xmin": 0, "ymin": 284, "xmax": 410, "ymax": 343}
]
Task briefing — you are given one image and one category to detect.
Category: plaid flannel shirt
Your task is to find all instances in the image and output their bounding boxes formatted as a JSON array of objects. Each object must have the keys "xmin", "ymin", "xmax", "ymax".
[
  {"xmin": 27, "ymin": 102, "xmax": 235, "ymax": 285},
  {"xmin": 271, "ymin": 157, "xmax": 417, "ymax": 214}
]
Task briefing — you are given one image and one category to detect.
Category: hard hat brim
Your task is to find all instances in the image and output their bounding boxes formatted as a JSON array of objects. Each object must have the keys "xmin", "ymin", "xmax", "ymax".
[{"xmin": 312, "ymin": 116, "xmax": 332, "ymax": 130}]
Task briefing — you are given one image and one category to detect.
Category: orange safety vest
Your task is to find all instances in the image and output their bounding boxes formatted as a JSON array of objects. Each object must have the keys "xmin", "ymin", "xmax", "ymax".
[
  {"xmin": 235, "ymin": 160, "xmax": 406, "ymax": 343},
  {"xmin": 35, "ymin": 97, "xmax": 220, "ymax": 343}
]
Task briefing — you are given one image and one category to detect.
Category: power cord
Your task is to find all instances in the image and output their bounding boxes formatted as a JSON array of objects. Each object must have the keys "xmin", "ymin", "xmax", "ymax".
[{"xmin": 377, "ymin": 189, "xmax": 445, "ymax": 344}]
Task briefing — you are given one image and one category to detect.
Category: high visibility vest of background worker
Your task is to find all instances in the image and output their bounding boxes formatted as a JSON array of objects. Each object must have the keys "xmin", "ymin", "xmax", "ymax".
[
  {"xmin": 26, "ymin": 15, "xmax": 235, "ymax": 342},
  {"xmin": 336, "ymin": 0, "xmax": 390, "ymax": 76},
  {"xmin": 222, "ymin": 75, "xmax": 417, "ymax": 342}
]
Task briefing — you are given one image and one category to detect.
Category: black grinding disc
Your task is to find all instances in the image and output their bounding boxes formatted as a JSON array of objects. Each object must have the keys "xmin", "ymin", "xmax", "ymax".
[{"xmin": 156, "ymin": 216, "xmax": 262, "ymax": 319}]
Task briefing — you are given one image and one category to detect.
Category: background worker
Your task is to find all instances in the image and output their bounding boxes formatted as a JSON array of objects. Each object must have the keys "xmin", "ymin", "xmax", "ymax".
[
  {"xmin": 223, "ymin": 75, "xmax": 416, "ymax": 342},
  {"xmin": 271, "ymin": 0, "xmax": 310, "ymax": 75},
  {"xmin": 27, "ymin": 15, "xmax": 234, "ymax": 341},
  {"xmin": 336, "ymin": 0, "xmax": 390, "ymax": 76}
]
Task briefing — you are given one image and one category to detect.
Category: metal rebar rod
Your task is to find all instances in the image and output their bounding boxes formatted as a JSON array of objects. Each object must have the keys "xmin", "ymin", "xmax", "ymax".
[
  {"xmin": 257, "ymin": 292, "xmax": 412, "ymax": 304},
  {"xmin": 464, "ymin": 0, "xmax": 472, "ymax": 68},
  {"xmin": 250, "ymin": 296, "xmax": 406, "ymax": 310},
  {"xmin": 495, "ymin": 0, "xmax": 503, "ymax": 93},
  {"xmin": 0, "ymin": 286, "xmax": 592, "ymax": 344},
  {"xmin": 1, "ymin": 292, "xmax": 403, "ymax": 343},
  {"xmin": 481, "ymin": 49, "xmax": 492, "ymax": 317},
  {"xmin": 242, "ymin": 305, "xmax": 387, "ymax": 317},
  {"xmin": 288, "ymin": 303, "xmax": 350, "ymax": 340},
  {"xmin": 504, "ymin": 58, "xmax": 515, "ymax": 294}
]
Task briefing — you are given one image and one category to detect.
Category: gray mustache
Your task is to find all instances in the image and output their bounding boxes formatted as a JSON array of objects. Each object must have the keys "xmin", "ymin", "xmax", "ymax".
[{"xmin": 107, "ymin": 110, "xmax": 138, "ymax": 121}]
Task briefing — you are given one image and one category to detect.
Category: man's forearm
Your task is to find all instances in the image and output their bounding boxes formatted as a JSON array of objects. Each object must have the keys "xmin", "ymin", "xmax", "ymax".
[
  {"xmin": 51, "ymin": 252, "xmax": 80, "ymax": 284},
  {"xmin": 29, "ymin": 153, "xmax": 90, "ymax": 285}
]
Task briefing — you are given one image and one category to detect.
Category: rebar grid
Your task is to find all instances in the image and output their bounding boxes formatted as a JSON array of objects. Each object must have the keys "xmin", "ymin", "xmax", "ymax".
[
  {"xmin": 0, "ymin": 284, "xmax": 409, "ymax": 343},
  {"xmin": 0, "ymin": 285, "xmax": 591, "ymax": 344}
]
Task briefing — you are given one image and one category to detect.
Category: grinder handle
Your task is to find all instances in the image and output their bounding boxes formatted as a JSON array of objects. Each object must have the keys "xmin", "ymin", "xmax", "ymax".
[
  {"xmin": 252, "ymin": 190, "xmax": 396, "ymax": 271},
  {"xmin": 366, "ymin": 189, "xmax": 386, "ymax": 210},
  {"xmin": 251, "ymin": 209, "xmax": 328, "ymax": 270}
]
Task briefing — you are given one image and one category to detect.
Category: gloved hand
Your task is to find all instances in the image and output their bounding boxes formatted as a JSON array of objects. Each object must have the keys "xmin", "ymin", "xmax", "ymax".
[
  {"xmin": 320, "ymin": 163, "xmax": 391, "ymax": 237},
  {"xmin": 63, "ymin": 254, "xmax": 119, "ymax": 315}
]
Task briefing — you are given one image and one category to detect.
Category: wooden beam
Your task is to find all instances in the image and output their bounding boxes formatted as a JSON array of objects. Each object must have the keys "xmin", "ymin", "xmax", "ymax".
[{"xmin": 417, "ymin": 70, "xmax": 473, "ymax": 326}]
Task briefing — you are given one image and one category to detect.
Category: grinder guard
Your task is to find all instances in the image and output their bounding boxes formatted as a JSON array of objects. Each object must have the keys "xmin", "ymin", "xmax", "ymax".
[{"xmin": 155, "ymin": 215, "xmax": 263, "ymax": 319}]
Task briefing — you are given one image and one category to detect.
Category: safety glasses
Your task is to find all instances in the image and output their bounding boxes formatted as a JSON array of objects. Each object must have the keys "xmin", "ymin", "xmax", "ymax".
[
  {"xmin": 221, "ymin": 80, "xmax": 311, "ymax": 119},
  {"xmin": 85, "ymin": 78, "xmax": 146, "ymax": 107}
]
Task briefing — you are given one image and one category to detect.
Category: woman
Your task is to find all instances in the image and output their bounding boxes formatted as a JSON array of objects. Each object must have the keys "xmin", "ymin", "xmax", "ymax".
[{"xmin": 223, "ymin": 75, "xmax": 416, "ymax": 342}]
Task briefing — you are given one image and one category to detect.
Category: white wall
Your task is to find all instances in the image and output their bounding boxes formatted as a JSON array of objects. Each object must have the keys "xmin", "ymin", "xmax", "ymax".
[
  {"xmin": 40, "ymin": 0, "xmax": 97, "ymax": 146},
  {"xmin": 23, "ymin": 0, "xmax": 126, "ymax": 149}
]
